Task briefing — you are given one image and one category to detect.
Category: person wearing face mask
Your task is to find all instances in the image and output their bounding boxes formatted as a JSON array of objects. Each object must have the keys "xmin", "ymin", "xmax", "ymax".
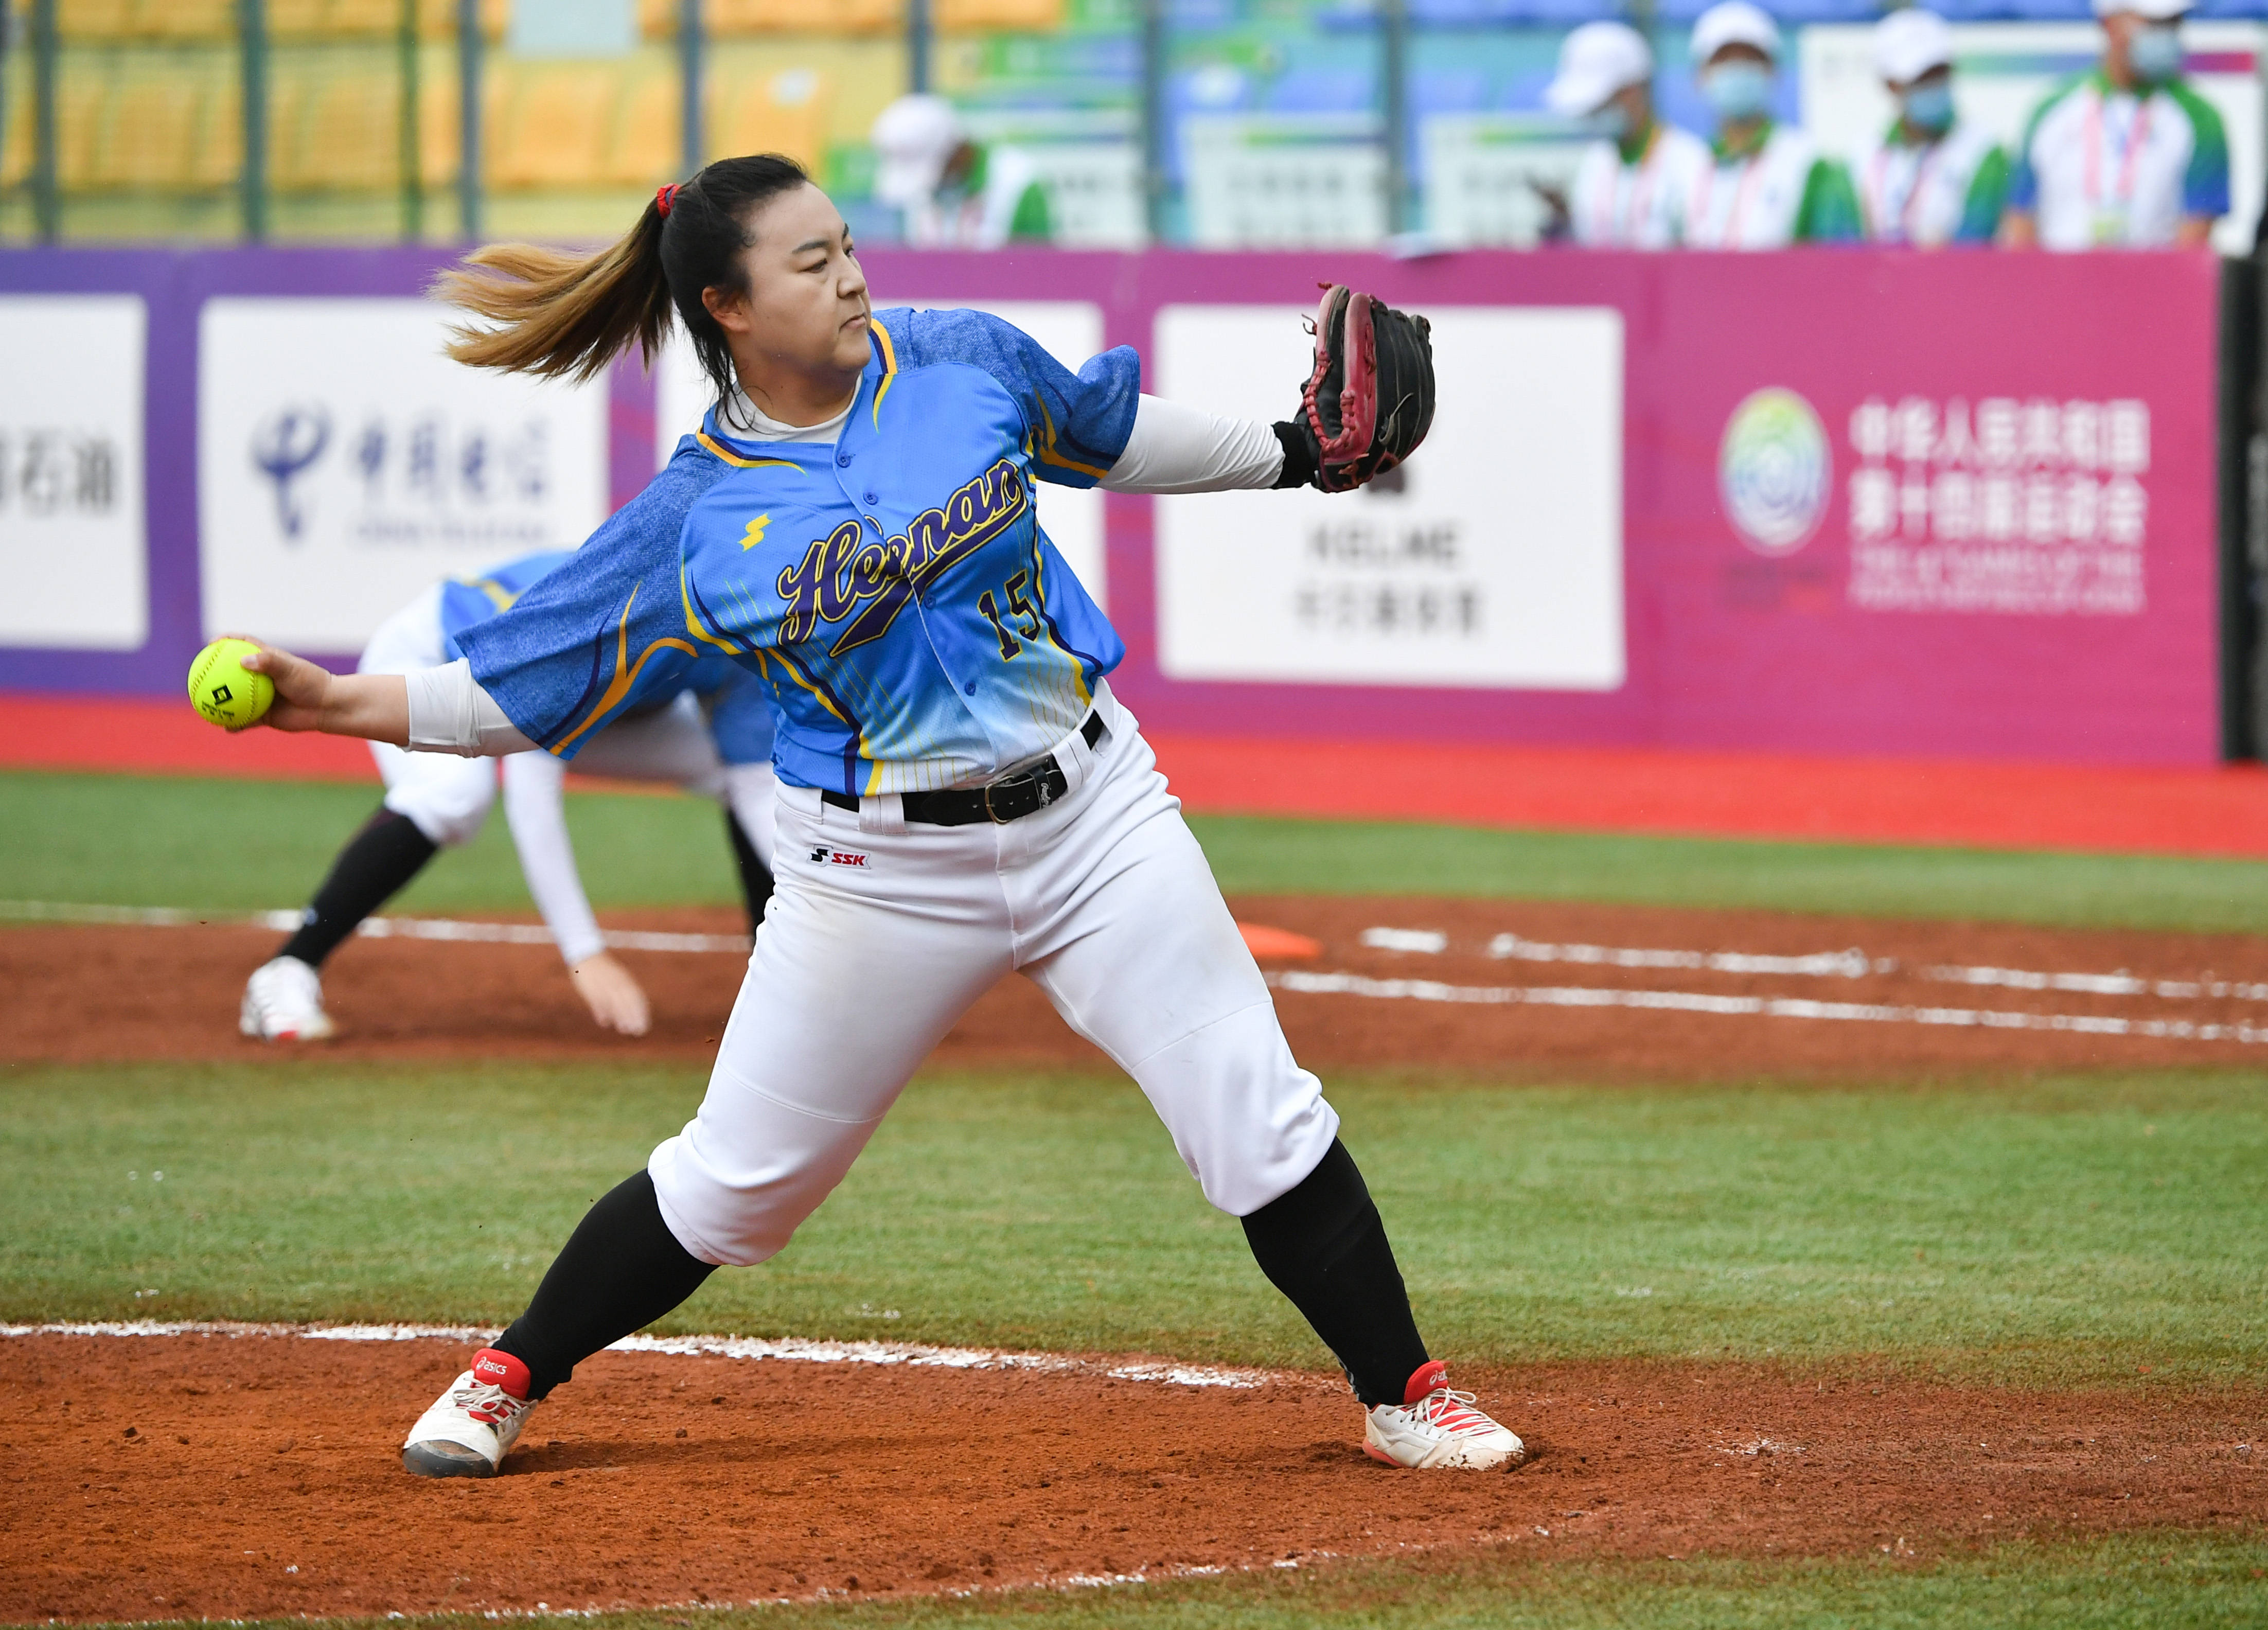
[
  {"xmin": 2003, "ymin": 0, "xmax": 2227, "ymax": 249},
  {"xmin": 1539, "ymin": 21, "xmax": 1715, "ymax": 247},
  {"xmin": 1684, "ymin": 1, "xmax": 1861, "ymax": 249},
  {"xmin": 1853, "ymin": 9, "xmax": 2008, "ymax": 246}
]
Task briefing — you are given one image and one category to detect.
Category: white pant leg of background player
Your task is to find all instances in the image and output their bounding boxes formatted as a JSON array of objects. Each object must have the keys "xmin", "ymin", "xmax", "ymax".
[
  {"xmin": 647, "ymin": 699, "xmax": 1338, "ymax": 1266},
  {"xmin": 360, "ymin": 584, "xmax": 500, "ymax": 847}
]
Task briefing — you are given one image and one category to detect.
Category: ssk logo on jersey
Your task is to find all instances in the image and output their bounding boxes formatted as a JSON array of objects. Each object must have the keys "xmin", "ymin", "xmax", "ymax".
[
  {"xmin": 808, "ymin": 845, "xmax": 870, "ymax": 869},
  {"xmin": 775, "ymin": 458, "xmax": 1028, "ymax": 654}
]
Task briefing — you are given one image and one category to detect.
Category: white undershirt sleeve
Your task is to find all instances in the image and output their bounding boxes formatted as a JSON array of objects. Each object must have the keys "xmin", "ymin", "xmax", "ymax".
[
  {"xmin": 1100, "ymin": 396, "xmax": 1285, "ymax": 494},
  {"xmin": 499, "ymin": 751, "xmax": 607, "ymax": 968},
  {"xmin": 403, "ymin": 658, "xmax": 536, "ymax": 757}
]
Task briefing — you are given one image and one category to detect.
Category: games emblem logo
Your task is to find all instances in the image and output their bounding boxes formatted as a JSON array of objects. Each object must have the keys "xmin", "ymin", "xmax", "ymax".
[{"xmin": 1719, "ymin": 388, "xmax": 1830, "ymax": 555}]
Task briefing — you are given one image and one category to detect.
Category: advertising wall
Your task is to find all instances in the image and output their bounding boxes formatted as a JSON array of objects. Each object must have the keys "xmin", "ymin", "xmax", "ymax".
[{"xmin": 0, "ymin": 245, "xmax": 2226, "ymax": 767}]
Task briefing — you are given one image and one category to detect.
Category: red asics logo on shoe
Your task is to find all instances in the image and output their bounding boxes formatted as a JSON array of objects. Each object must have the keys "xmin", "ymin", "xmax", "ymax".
[{"xmin": 469, "ymin": 1348, "xmax": 529, "ymax": 1398}]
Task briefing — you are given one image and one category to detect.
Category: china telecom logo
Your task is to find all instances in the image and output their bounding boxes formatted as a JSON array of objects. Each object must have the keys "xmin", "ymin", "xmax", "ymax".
[{"xmin": 1720, "ymin": 388, "xmax": 1830, "ymax": 555}]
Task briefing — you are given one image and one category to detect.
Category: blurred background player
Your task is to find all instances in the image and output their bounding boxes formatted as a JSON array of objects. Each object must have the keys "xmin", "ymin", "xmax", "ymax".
[
  {"xmin": 1685, "ymin": 0, "xmax": 1861, "ymax": 249},
  {"xmin": 2003, "ymin": 0, "xmax": 2227, "ymax": 249},
  {"xmin": 1855, "ymin": 9, "xmax": 2010, "ymax": 246},
  {"xmin": 869, "ymin": 93, "xmax": 1053, "ymax": 249},
  {"xmin": 239, "ymin": 552, "xmax": 777, "ymax": 1042},
  {"xmin": 1540, "ymin": 21, "xmax": 1712, "ymax": 248}
]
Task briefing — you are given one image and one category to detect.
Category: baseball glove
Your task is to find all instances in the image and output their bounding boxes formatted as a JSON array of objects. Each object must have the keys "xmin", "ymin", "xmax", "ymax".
[{"xmin": 1272, "ymin": 284, "xmax": 1435, "ymax": 493}]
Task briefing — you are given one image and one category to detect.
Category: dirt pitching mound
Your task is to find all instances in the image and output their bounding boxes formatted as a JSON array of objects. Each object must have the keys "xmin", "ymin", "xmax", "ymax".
[
  {"xmin": 5, "ymin": 1333, "xmax": 2261, "ymax": 1622},
  {"xmin": 7, "ymin": 897, "xmax": 2268, "ymax": 1079}
]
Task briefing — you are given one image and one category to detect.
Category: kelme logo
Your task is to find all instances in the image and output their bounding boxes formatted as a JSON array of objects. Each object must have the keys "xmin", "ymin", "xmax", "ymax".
[{"xmin": 1719, "ymin": 388, "xmax": 1830, "ymax": 555}]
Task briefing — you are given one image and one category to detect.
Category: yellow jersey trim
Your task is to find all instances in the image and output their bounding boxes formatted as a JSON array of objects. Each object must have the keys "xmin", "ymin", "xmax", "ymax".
[
  {"xmin": 870, "ymin": 316, "xmax": 899, "ymax": 428},
  {"xmin": 695, "ymin": 431, "xmax": 799, "ymax": 471},
  {"xmin": 1032, "ymin": 395, "xmax": 1111, "ymax": 481},
  {"xmin": 551, "ymin": 584, "xmax": 701, "ymax": 755}
]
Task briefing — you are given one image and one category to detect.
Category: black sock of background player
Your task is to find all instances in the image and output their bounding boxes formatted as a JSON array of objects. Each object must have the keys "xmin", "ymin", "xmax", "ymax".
[
  {"xmin": 1241, "ymin": 1138, "xmax": 1430, "ymax": 1407},
  {"xmin": 275, "ymin": 806, "xmax": 438, "ymax": 969},
  {"xmin": 724, "ymin": 809, "xmax": 774, "ymax": 936},
  {"xmin": 491, "ymin": 1168, "xmax": 715, "ymax": 1400}
]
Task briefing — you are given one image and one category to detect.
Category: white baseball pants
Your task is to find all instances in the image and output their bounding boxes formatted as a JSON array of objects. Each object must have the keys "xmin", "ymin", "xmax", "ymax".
[{"xmin": 648, "ymin": 692, "xmax": 1341, "ymax": 1266}]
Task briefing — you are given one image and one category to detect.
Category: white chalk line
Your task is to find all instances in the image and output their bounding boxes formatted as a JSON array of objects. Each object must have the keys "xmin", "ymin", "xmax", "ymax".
[
  {"xmin": 0, "ymin": 899, "xmax": 748, "ymax": 955},
  {"xmin": 1363, "ymin": 925, "xmax": 2268, "ymax": 1006},
  {"xmin": 14, "ymin": 899, "xmax": 2266, "ymax": 1029},
  {"xmin": 0, "ymin": 1318, "xmax": 1268, "ymax": 1389},
  {"xmin": 1272, "ymin": 968, "xmax": 2268, "ymax": 1047}
]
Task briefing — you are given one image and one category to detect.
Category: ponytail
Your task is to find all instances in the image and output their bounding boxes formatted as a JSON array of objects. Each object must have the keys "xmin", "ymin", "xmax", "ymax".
[{"xmin": 435, "ymin": 153, "xmax": 812, "ymax": 396}]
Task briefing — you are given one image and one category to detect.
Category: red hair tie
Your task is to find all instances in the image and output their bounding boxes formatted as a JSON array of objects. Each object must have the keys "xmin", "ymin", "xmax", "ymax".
[{"xmin": 656, "ymin": 183, "xmax": 679, "ymax": 218}]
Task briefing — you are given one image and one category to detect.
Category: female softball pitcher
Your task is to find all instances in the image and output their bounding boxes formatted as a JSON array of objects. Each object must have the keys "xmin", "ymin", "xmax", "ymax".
[
  {"xmin": 241, "ymin": 153, "xmax": 1522, "ymax": 1477},
  {"xmin": 241, "ymin": 548, "xmax": 780, "ymax": 1042}
]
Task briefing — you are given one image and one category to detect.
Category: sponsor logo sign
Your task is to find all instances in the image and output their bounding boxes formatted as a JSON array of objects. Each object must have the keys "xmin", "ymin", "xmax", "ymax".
[
  {"xmin": 1154, "ymin": 304, "xmax": 1625, "ymax": 691},
  {"xmin": 1843, "ymin": 394, "xmax": 2150, "ymax": 616},
  {"xmin": 198, "ymin": 297, "xmax": 608, "ymax": 650},
  {"xmin": 0, "ymin": 295, "xmax": 148, "ymax": 650},
  {"xmin": 1720, "ymin": 387, "xmax": 1831, "ymax": 556}
]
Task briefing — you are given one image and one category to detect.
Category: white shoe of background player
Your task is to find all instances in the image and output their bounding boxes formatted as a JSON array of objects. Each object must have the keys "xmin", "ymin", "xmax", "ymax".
[
  {"xmin": 403, "ymin": 1348, "xmax": 536, "ymax": 1478},
  {"xmin": 1363, "ymin": 1360, "xmax": 1526, "ymax": 1470},
  {"xmin": 239, "ymin": 955, "xmax": 336, "ymax": 1042}
]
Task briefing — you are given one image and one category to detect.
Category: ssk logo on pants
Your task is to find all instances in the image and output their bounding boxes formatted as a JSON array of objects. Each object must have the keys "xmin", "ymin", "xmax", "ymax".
[{"xmin": 808, "ymin": 845, "xmax": 870, "ymax": 869}]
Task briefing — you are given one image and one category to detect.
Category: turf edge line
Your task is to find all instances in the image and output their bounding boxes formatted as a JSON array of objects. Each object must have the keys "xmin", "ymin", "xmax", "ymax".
[{"xmin": 0, "ymin": 1319, "xmax": 1272, "ymax": 1390}]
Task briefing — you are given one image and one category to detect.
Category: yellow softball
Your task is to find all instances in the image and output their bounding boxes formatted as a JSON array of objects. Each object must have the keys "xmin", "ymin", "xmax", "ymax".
[{"xmin": 186, "ymin": 637, "xmax": 275, "ymax": 730}]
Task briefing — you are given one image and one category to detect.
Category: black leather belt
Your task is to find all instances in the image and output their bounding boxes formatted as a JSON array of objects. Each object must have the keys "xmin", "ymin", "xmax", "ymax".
[{"xmin": 823, "ymin": 711, "xmax": 1104, "ymax": 826}]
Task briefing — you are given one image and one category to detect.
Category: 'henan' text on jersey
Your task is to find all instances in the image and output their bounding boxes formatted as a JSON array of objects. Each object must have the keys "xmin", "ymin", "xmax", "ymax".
[{"xmin": 456, "ymin": 309, "xmax": 1140, "ymax": 795}]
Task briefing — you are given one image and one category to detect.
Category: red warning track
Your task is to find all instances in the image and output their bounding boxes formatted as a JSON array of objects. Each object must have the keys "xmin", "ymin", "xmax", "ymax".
[{"xmin": 7, "ymin": 692, "xmax": 2267, "ymax": 858}]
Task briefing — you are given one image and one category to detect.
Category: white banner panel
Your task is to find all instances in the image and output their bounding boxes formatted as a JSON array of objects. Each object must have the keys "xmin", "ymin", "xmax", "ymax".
[
  {"xmin": 0, "ymin": 295, "xmax": 148, "ymax": 650},
  {"xmin": 1155, "ymin": 305, "xmax": 1625, "ymax": 690},
  {"xmin": 199, "ymin": 298, "xmax": 608, "ymax": 650},
  {"xmin": 654, "ymin": 299, "xmax": 1109, "ymax": 610}
]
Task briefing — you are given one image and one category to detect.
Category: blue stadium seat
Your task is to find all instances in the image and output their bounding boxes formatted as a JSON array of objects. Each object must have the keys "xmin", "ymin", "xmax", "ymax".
[{"xmin": 1263, "ymin": 68, "xmax": 1377, "ymax": 114}]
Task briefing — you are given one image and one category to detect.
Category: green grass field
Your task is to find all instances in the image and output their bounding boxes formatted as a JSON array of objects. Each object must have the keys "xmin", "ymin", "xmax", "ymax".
[
  {"xmin": 8, "ymin": 1063, "xmax": 2265, "ymax": 1388},
  {"xmin": 6, "ymin": 769, "xmax": 2265, "ymax": 1627},
  {"xmin": 9, "ymin": 768, "xmax": 2268, "ymax": 931}
]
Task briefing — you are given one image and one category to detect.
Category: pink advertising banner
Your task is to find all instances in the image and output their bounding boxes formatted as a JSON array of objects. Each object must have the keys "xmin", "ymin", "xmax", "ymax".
[{"xmin": 0, "ymin": 246, "xmax": 2226, "ymax": 766}]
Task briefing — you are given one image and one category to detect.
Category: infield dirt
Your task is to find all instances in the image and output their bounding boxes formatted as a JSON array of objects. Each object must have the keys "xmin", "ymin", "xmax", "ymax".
[
  {"xmin": 7, "ymin": 895, "xmax": 2268, "ymax": 1076},
  {"xmin": 4, "ymin": 1332, "xmax": 2263, "ymax": 1622}
]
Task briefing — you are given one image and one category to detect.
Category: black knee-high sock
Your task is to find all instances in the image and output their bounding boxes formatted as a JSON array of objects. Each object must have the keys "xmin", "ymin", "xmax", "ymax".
[
  {"xmin": 276, "ymin": 806, "xmax": 438, "ymax": 969},
  {"xmin": 1242, "ymin": 1139, "xmax": 1430, "ymax": 1407},
  {"xmin": 724, "ymin": 808, "xmax": 775, "ymax": 936},
  {"xmin": 491, "ymin": 1170, "xmax": 716, "ymax": 1400}
]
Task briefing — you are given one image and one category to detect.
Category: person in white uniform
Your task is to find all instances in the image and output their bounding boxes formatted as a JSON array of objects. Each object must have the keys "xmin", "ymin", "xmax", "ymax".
[
  {"xmin": 1853, "ymin": 9, "xmax": 2010, "ymax": 246},
  {"xmin": 870, "ymin": 93, "xmax": 1052, "ymax": 249},
  {"xmin": 1685, "ymin": 0, "xmax": 1861, "ymax": 249},
  {"xmin": 238, "ymin": 552, "xmax": 778, "ymax": 1043},
  {"xmin": 236, "ymin": 155, "xmax": 1527, "ymax": 1480},
  {"xmin": 1541, "ymin": 20, "xmax": 1714, "ymax": 248},
  {"xmin": 2003, "ymin": 0, "xmax": 2228, "ymax": 250}
]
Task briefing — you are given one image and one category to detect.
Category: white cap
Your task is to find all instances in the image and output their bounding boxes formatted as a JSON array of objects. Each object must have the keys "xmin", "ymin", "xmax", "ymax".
[
  {"xmin": 1874, "ymin": 9, "xmax": 1954, "ymax": 84},
  {"xmin": 870, "ymin": 94, "xmax": 965, "ymax": 209},
  {"xmin": 1545, "ymin": 22, "xmax": 1654, "ymax": 117},
  {"xmin": 1691, "ymin": 1, "xmax": 1782, "ymax": 66},
  {"xmin": 2093, "ymin": 0, "xmax": 2188, "ymax": 17}
]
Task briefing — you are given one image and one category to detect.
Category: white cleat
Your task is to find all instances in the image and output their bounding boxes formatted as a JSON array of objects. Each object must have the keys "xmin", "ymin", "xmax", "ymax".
[
  {"xmin": 402, "ymin": 1349, "xmax": 536, "ymax": 1479},
  {"xmin": 1363, "ymin": 1360, "xmax": 1526, "ymax": 1470},
  {"xmin": 239, "ymin": 955, "xmax": 336, "ymax": 1042}
]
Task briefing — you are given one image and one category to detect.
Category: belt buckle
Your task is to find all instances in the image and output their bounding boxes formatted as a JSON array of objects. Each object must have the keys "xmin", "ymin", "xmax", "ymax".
[{"xmin": 982, "ymin": 765, "xmax": 1053, "ymax": 824}]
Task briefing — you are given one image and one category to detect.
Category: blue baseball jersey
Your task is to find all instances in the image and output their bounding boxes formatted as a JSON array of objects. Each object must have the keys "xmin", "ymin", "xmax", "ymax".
[
  {"xmin": 456, "ymin": 308, "xmax": 1140, "ymax": 794},
  {"xmin": 442, "ymin": 548, "xmax": 774, "ymax": 767}
]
